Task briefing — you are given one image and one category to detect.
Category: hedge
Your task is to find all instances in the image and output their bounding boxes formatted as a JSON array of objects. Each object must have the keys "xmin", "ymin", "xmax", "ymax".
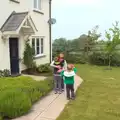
[
  {"xmin": 65, "ymin": 54, "xmax": 86, "ymax": 64},
  {"xmin": 88, "ymin": 52, "xmax": 120, "ymax": 66},
  {"xmin": 0, "ymin": 76, "xmax": 53, "ymax": 119}
]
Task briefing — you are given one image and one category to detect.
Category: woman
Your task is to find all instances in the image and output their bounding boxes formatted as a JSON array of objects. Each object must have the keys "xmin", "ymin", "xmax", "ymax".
[
  {"xmin": 50, "ymin": 57, "xmax": 62, "ymax": 94},
  {"xmin": 59, "ymin": 53, "xmax": 67, "ymax": 91}
]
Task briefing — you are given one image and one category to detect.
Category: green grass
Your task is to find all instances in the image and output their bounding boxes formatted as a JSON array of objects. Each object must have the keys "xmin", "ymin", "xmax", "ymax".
[
  {"xmin": 57, "ymin": 64, "xmax": 120, "ymax": 120},
  {"xmin": 0, "ymin": 76, "xmax": 53, "ymax": 119}
]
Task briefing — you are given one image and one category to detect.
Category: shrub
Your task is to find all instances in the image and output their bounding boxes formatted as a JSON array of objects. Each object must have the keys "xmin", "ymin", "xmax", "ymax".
[
  {"xmin": 65, "ymin": 54, "xmax": 86, "ymax": 64},
  {"xmin": 3, "ymin": 69, "xmax": 10, "ymax": 77},
  {"xmin": 37, "ymin": 63, "xmax": 51, "ymax": 73},
  {"xmin": 0, "ymin": 69, "xmax": 10, "ymax": 77},
  {"xmin": 0, "ymin": 76, "xmax": 53, "ymax": 119},
  {"xmin": 0, "ymin": 89, "xmax": 31, "ymax": 118},
  {"xmin": 23, "ymin": 41, "xmax": 35, "ymax": 69},
  {"xmin": 88, "ymin": 52, "xmax": 120, "ymax": 66}
]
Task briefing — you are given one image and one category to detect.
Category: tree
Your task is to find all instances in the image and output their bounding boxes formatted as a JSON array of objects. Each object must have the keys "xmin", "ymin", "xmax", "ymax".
[
  {"xmin": 88, "ymin": 25, "xmax": 101, "ymax": 42},
  {"xmin": 82, "ymin": 25, "xmax": 101, "ymax": 57},
  {"xmin": 52, "ymin": 38, "xmax": 68, "ymax": 58},
  {"xmin": 105, "ymin": 21, "xmax": 120, "ymax": 68},
  {"xmin": 87, "ymin": 25, "xmax": 101, "ymax": 51}
]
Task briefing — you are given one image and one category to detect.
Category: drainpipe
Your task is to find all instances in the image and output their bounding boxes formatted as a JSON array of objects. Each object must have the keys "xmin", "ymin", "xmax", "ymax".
[{"xmin": 49, "ymin": 0, "xmax": 52, "ymax": 63}]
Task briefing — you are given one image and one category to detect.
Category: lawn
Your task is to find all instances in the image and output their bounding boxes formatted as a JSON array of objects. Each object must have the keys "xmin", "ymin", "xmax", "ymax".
[
  {"xmin": 0, "ymin": 76, "xmax": 53, "ymax": 119},
  {"xmin": 57, "ymin": 64, "xmax": 120, "ymax": 120}
]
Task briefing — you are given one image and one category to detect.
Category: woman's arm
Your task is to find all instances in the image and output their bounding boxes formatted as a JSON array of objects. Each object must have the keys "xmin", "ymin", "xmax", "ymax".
[
  {"xmin": 64, "ymin": 60, "xmax": 67, "ymax": 70},
  {"xmin": 50, "ymin": 61, "xmax": 56, "ymax": 67}
]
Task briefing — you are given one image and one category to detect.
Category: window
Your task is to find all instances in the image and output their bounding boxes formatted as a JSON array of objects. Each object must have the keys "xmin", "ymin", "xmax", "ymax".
[
  {"xmin": 31, "ymin": 37, "xmax": 44, "ymax": 56},
  {"xmin": 34, "ymin": 0, "xmax": 41, "ymax": 10}
]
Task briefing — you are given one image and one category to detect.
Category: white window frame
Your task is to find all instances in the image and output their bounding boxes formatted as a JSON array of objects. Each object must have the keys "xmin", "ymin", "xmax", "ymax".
[
  {"xmin": 31, "ymin": 36, "xmax": 44, "ymax": 58},
  {"xmin": 33, "ymin": 0, "xmax": 41, "ymax": 11}
]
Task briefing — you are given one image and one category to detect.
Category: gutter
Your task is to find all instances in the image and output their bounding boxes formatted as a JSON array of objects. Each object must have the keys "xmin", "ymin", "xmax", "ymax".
[{"xmin": 49, "ymin": 0, "xmax": 52, "ymax": 63}]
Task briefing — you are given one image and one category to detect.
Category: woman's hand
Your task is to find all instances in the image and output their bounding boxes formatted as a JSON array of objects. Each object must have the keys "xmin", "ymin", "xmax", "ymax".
[{"xmin": 55, "ymin": 65, "xmax": 61, "ymax": 69}]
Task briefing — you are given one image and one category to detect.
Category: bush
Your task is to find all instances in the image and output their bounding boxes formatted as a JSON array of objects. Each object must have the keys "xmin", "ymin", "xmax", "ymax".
[
  {"xmin": 0, "ymin": 69, "xmax": 10, "ymax": 77},
  {"xmin": 65, "ymin": 54, "xmax": 86, "ymax": 64},
  {"xmin": 0, "ymin": 89, "xmax": 31, "ymax": 118},
  {"xmin": 23, "ymin": 41, "xmax": 35, "ymax": 69},
  {"xmin": 0, "ymin": 76, "xmax": 53, "ymax": 119},
  {"xmin": 37, "ymin": 63, "xmax": 51, "ymax": 73},
  {"xmin": 88, "ymin": 52, "xmax": 120, "ymax": 66}
]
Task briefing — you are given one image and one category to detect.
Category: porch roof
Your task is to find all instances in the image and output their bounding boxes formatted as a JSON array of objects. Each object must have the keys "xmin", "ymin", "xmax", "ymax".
[{"xmin": 0, "ymin": 11, "xmax": 37, "ymax": 35}]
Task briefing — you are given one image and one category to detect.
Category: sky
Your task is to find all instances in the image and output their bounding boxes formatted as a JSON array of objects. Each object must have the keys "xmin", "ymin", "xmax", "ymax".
[{"xmin": 52, "ymin": 0, "xmax": 120, "ymax": 40}]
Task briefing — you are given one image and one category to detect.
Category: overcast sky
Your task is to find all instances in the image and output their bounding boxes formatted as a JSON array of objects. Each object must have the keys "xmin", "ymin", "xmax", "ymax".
[{"xmin": 52, "ymin": 0, "xmax": 120, "ymax": 40}]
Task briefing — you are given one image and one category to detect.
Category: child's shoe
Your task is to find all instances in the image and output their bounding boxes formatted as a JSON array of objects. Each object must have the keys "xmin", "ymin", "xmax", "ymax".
[
  {"xmin": 71, "ymin": 97, "xmax": 75, "ymax": 100},
  {"xmin": 54, "ymin": 91, "xmax": 58, "ymax": 94},
  {"xmin": 58, "ymin": 91, "xmax": 62, "ymax": 94},
  {"xmin": 67, "ymin": 97, "xmax": 70, "ymax": 100}
]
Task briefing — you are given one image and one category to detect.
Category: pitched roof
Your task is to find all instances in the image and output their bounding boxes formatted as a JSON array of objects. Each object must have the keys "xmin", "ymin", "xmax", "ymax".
[{"xmin": 1, "ymin": 11, "xmax": 28, "ymax": 32}]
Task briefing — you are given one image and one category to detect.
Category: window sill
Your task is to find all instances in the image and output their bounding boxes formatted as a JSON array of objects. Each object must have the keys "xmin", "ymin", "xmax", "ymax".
[
  {"xmin": 33, "ymin": 9, "xmax": 44, "ymax": 15},
  {"xmin": 9, "ymin": 0, "xmax": 20, "ymax": 3},
  {"xmin": 34, "ymin": 54, "xmax": 46, "ymax": 59}
]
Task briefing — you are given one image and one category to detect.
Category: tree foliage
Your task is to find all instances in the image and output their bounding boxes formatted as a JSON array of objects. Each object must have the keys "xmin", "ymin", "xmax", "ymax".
[
  {"xmin": 23, "ymin": 41, "xmax": 35, "ymax": 69},
  {"xmin": 85, "ymin": 25, "xmax": 101, "ymax": 52},
  {"xmin": 52, "ymin": 26, "xmax": 101, "ymax": 58},
  {"xmin": 105, "ymin": 21, "xmax": 120, "ymax": 67},
  {"xmin": 52, "ymin": 22, "xmax": 120, "ymax": 67}
]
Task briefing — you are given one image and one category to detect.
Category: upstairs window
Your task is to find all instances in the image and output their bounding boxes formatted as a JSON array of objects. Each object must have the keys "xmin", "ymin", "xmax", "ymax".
[{"xmin": 34, "ymin": 0, "xmax": 41, "ymax": 10}]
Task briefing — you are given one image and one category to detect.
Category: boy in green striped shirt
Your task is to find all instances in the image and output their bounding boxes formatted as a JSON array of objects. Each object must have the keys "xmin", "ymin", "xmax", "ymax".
[{"xmin": 60, "ymin": 64, "xmax": 77, "ymax": 100}]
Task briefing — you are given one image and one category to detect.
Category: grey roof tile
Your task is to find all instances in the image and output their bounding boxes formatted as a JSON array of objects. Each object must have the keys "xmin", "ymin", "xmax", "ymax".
[{"xmin": 1, "ymin": 11, "xmax": 28, "ymax": 32}]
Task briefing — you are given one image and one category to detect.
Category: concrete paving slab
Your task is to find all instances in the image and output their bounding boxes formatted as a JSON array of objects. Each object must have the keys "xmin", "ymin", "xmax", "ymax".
[
  {"xmin": 32, "ymin": 92, "xmax": 59, "ymax": 110},
  {"xmin": 22, "ymin": 74, "xmax": 47, "ymax": 81},
  {"xmin": 37, "ymin": 94, "xmax": 68, "ymax": 120}
]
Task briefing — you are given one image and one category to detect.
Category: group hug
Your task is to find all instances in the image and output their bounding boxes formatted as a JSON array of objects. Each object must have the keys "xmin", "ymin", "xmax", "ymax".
[{"xmin": 50, "ymin": 53, "xmax": 77, "ymax": 100}]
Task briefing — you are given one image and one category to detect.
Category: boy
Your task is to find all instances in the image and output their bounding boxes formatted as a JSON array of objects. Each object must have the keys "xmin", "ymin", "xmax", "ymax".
[
  {"xmin": 61, "ymin": 64, "xmax": 77, "ymax": 100},
  {"xmin": 50, "ymin": 57, "xmax": 62, "ymax": 94}
]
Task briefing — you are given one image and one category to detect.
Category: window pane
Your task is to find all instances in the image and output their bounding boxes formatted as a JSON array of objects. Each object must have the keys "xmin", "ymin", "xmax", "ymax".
[
  {"xmin": 34, "ymin": 0, "xmax": 37, "ymax": 8},
  {"xmin": 41, "ymin": 38, "xmax": 43, "ymax": 54},
  {"xmin": 36, "ymin": 38, "xmax": 39, "ymax": 47},
  {"xmin": 41, "ymin": 38, "xmax": 43, "ymax": 46},
  {"xmin": 32, "ymin": 38, "xmax": 35, "ymax": 55},
  {"xmin": 37, "ymin": 47, "xmax": 40, "ymax": 54},
  {"xmin": 32, "ymin": 38, "xmax": 35, "ymax": 47},
  {"xmin": 41, "ymin": 46, "xmax": 43, "ymax": 54},
  {"xmin": 36, "ymin": 38, "xmax": 40, "ymax": 54},
  {"xmin": 38, "ymin": 0, "xmax": 41, "ymax": 10}
]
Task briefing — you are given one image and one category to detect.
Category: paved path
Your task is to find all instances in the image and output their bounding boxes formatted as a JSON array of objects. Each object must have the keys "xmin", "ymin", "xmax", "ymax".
[
  {"xmin": 13, "ymin": 75, "xmax": 83, "ymax": 120},
  {"xmin": 22, "ymin": 74, "xmax": 47, "ymax": 81}
]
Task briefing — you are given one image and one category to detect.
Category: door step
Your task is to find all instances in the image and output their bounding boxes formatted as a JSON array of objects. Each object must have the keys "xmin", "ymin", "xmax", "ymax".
[{"xmin": 11, "ymin": 74, "xmax": 21, "ymax": 77}]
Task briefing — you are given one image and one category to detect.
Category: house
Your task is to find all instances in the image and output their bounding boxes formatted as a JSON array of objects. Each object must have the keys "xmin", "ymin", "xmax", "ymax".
[{"xmin": 0, "ymin": 0, "xmax": 52, "ymax": 75}]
